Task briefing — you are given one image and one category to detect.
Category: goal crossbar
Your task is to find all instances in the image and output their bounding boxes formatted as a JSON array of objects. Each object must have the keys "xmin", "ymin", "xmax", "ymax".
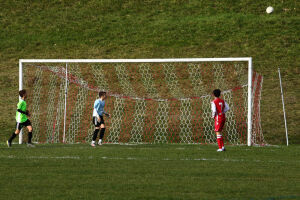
[{"xmin": 20, "ymin": 58, "xmax": 251, "ymax": 63}]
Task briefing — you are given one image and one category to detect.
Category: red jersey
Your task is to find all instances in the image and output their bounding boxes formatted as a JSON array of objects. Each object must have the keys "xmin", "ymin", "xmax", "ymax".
[
  {"xmin": 212, "ymin": 98, "xmax": 226, "ymax": 119},
  {"xmin": 211, "ymin": 98, "xmax": 229, "ymax": 132}
]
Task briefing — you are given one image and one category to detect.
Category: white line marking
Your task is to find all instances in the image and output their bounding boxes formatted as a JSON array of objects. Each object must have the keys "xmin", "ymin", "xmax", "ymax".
[{"xmin": 0, "ymin": 155, "xmax": 80, "ymax": 159}]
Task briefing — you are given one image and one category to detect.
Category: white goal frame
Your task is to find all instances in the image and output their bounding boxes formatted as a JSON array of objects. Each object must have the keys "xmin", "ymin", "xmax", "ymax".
[{"xmin": 19, "ymin": 57, "xmax": 253, "ymax": 146}]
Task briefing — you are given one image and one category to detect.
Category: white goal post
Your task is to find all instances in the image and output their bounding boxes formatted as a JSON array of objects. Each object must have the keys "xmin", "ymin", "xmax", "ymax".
[{"xmin": 18, "ymin": 58, "xmax": 263, "ymax": 146}]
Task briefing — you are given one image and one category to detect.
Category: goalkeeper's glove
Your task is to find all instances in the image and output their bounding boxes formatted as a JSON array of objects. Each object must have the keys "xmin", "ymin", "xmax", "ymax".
[{"xmin": 103, "ymin": 112, "xmax": 110, "ymax": 118}]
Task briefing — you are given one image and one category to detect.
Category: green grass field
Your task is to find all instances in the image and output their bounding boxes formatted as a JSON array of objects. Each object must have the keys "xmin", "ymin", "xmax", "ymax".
[{"xmin": 0, "ymin": 143, "xmax": 299, "ymax": 200}]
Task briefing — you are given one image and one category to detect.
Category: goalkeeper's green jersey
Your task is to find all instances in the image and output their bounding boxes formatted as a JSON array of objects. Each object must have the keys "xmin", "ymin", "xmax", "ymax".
[{"xmin": 16, "ymin": 99, "xmax": 27, "ymax": 123}]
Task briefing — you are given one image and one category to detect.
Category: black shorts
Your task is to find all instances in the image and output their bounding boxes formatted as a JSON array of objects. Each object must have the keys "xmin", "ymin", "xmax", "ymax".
[
  {"xmin": 16, "ymin": 119, "xmax": 32, "ymax": 130},
  {"xmin": 92, "ymin": 116, "xmax": 104, "ymax": 127}
]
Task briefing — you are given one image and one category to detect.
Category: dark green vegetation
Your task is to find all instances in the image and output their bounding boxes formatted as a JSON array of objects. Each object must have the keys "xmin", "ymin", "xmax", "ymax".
[
  {"xmin": 0, "ymin": 0, "xmax": 299, "ymax": 144},
  {"xmin": 0, "ymin": 144, "xmax": 299, "ymax": 200}
]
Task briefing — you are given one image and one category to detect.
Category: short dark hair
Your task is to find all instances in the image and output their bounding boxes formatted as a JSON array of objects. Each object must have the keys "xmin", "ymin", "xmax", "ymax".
[
  {"xmin": 19, "ymin": 89, "xmax": 27, "ymax": 98},
  {"xmin": 99, "ymin": 91, "xmax": 106, "ymax": 98},
  {"xmin": 213, "ymin": 89, "xmax": 221, "ymax": 97}
]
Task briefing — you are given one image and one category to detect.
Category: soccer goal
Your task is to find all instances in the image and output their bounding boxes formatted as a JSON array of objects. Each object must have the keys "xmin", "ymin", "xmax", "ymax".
[{"xmin": 18, "ymin": 58, "xmax": 265, "ymax": 146}]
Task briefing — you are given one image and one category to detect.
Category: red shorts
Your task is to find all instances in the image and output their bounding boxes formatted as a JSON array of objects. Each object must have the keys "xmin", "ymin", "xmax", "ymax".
[{"xmin": 214, "ymin": 117, "xmax": 225, "ymax": 132}]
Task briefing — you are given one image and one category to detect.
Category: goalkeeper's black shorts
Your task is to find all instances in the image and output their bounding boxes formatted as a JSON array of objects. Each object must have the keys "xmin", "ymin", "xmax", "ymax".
[
  {"xmin": 16, "ymin": 119, "xmax": 32, "ymax": 130},
  {"xmin": 92, "ymin": 116, "xmax": 104, "ymax": 127}
]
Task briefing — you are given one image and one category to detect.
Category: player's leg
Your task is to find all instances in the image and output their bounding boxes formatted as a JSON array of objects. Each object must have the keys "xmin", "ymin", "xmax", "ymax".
[
  {"xmin": 98, "ymin": 116, "xmax": 105, "ymax": 145},
  {"xmin": 98, "ymin": 124, "xmax": 105, "ymax": 145},
  {"xmin": 216, "ymin": 132, "xmax": 223, "ymax": 151},
  {"xmin": 26, "ymin": 123, "xmax": 35, "ymax": 147},
  {"xmin": 219, "ymin": 119, "xmax": 225, "ymax": 151},
  {"xmin": 24, "ymin": 120, "xmax": 33, "ymax": 143},
  {"xmin": 91, "ymin": 117, "xmax": 100, "ymax": 147},
  {"xmin": 91, "ymin": 127, "xmax": 100, "ymax": 147},
  {"xmin": 7, "ymin": 123, "xmax": 22, "ymax": 147},
  {"xmin": 215, "ymin": 119, "xmax": 225, "ymax": 152},
  {"xmin": 216, "ymin": 132, "xmax": 225, "ymax": 151},
  {"xmin": 214, "ymin": 118, "xmax": 223, "ymax": 151}
]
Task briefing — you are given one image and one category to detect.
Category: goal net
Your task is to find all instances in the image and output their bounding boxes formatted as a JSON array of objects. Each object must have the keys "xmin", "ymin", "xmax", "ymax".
[{"xmin": 18, "ymin": 58, "xmax": 265, "ymax": 146}]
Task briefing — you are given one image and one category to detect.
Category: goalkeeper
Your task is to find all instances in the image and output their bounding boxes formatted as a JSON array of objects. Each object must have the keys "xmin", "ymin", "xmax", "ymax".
[
  {"xmin": 7, "ymin": 89, "xmax": 34, "ymax": 147},
  {"xmin": 91, "ymin": 91, "xmax": 110, "ymax": 147}
]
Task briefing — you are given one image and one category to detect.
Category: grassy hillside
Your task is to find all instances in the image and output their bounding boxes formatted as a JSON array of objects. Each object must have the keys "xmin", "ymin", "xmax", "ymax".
[{"xmin": 0, "ymin": 0, "xmax": 299, "ymax": 144}]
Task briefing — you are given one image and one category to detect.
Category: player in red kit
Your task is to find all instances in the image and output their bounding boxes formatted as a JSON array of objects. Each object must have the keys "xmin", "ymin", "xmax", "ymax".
[{"xmin": 211, "ymin": 89, "xmax": 229, "ymax": 152}]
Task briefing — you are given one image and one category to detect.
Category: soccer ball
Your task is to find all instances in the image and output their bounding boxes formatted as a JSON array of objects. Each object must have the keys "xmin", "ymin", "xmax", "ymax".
[{"xmin": 266, "ymin": 6, "xmax": 274, "ymax": 14}]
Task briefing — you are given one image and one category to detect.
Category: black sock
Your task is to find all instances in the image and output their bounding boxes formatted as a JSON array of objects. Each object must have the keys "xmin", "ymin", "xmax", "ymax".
[
  {"xmin": 92, "ymin": 129, "xmax": 99, "ymax": 141},
  {"xmin": 100, "ymin": 128, "xmax": 105, "ymax": 140},
  {"xmin": 8, "ymin": 133, "xmax": 17, "ymax": 142},
  {"xmin": 28, "ymin": 132, "xmax": 32, "ymax": 144}
]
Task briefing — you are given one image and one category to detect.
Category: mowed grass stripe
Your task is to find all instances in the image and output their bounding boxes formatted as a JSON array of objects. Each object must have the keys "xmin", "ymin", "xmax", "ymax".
[{"xmin": 0, "ymin": 155, "xmax": 298, "ymax": 164}]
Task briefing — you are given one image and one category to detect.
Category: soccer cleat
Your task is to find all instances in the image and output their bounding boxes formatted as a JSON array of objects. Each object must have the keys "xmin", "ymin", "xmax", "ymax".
[
  {"xmin": 222, "ymin": 147, "xmax": 226, "ymax": 151},
  {"xmin": 217, "ymin": 149, "xmax": 223, "ymax": 152},
  {"xmin": 27, "ymin": 143, "xmax": 35, "ymax": 148},
  {"xmin": 98, "ymin": 139, "xmax": 102, "ymax": 146},
  {"xmin": 7, "ymin": 140, "xmax": 11, "ymax": 147},
  {"xmin": 91, "ymin": 142, "xmax": 96, "ymax": 147}
]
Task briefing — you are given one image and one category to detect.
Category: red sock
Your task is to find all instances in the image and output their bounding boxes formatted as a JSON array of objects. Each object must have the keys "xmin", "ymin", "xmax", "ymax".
[
  {"xmin": 217, "ymin": 135, "xmax": 222, "ymax": 149},
  {"xmin": 220, "ymin": 135, "xmax": 224, "ymax": 148}
]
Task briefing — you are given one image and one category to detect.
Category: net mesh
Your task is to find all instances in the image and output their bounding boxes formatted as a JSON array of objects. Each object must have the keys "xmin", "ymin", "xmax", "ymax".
[{"xmin": 22, "ymin": 61, "xmax": 265, "ymax": 145}]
